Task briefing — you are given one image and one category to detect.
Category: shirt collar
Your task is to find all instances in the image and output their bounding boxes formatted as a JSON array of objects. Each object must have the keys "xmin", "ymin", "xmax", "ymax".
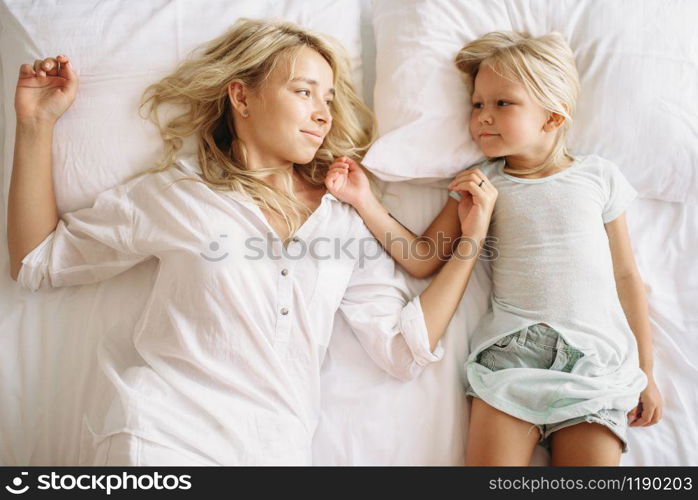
[{"xmin": 176, "ymin": 154, "xmax": 341, "ymax": 203}]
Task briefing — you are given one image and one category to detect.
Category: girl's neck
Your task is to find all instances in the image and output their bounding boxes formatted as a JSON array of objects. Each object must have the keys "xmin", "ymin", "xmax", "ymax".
[{"xmin": 503, "ymin": 153, "xmax": 574, "ymax": 179}]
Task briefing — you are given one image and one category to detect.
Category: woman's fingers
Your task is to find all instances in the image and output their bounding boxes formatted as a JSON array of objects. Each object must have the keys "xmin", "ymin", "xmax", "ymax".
[
  {"xmin": 19, "ymin": 64, "xmax": 36, "ymax": 78},
  {"xmin": 450, "ymin": 180, "xmax": 486, "ymax": 198},
  {"xmin": 33, "ymin": 59, "xmax": 46, "ymax": 76},
  {"xmin": 448, "ymin": 169, "xmax": 487, "ymax": 189},
  {"xmin": 29, "ymin": 55, "xmax": 73, "ymax": 79}
]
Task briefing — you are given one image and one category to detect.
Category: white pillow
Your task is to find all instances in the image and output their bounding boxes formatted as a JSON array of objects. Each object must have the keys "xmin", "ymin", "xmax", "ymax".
[
  {"xmin": 364, "ymin": 0, "xmax": 698, "ymax": 203},
  {"xmin": 0, "ymin": 0, "xmax": 364, "ymax": 214}
]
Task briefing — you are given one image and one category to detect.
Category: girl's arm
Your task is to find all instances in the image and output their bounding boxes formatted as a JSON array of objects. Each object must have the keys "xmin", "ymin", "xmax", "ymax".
[
  {"xmin": 8, "ymin": 55, "xmax": 78, "ymax": 280},
  {"xmin": 326, "ymin": 157, "xmax": 488, "ymax": 279},
  {"xmin": 605, "ymin": 213, "xmax": 663, "ymax": 427}
]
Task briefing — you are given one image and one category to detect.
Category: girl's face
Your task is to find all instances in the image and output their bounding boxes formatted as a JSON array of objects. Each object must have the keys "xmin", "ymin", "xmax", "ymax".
[
  {"xmin": 230, "ymin": 46, "xmax": 334, "ymax": 168},
  {"xmin": 469, "ymin": 63, "xmax": 556, "ymax": 164}
]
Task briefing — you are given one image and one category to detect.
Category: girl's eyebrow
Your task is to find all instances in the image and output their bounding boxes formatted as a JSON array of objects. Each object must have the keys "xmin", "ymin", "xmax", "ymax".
[{"xmin": 290, "ymin": 77, "xmax": 335, "ymax": 96}]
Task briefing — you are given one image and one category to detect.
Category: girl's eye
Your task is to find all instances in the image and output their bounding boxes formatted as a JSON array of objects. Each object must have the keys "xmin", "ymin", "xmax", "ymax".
[
  {"xmin": 298, "ymin": 89, "xmax": 310, "ymax": 97},
  {"xmin": 472, "ymin": 103, "xmax": 483, "ymax": 109},
  {"xmin": 497, "ymin": 100, "xmax": 511, "ymax": 106},
  {"xmin": 325, "ymin": 100, "xmax": 333, "ymax": 106}
]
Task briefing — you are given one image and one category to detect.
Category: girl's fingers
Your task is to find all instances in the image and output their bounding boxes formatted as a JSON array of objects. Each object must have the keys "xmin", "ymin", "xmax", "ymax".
[
  {"xmin": 327, "ymin": 166, "xmax": 348, "ymax": 176},
  {"xmin": 652, "ymin": 408, "xmax": 662, "ymax": 424},
  {"xmin": 627, "ymin": 405, "xmax": 639, "ymax": 424},
  {"xmin": 637, "ymin": 407, "xmax": 655, "ymax": 426},
  {"xmin": 334, "ymin": 156, "xmax": 360, "ymax": 170}
]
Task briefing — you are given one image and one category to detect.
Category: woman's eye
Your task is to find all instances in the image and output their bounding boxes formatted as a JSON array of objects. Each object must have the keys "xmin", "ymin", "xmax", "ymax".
[
  {"xmin": 298, "ymin": 89, "xmax": 310, "ymax": 97},
  {"xmin": 325, "ymin": 100, "xmax": 333, "ymax": 106},
  {"xmin": 497, "ymin": 100, "xmax": 511, "ymax": 106}
]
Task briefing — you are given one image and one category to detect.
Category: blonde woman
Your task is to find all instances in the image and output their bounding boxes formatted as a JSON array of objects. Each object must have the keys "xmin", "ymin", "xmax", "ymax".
[
  {"xmin": 325, "ymin": 31, "xmax": 662, "ymax": 466},
  {"xmin": 8, "ymin": 19, "xmax": 496, "ymax": 465}
]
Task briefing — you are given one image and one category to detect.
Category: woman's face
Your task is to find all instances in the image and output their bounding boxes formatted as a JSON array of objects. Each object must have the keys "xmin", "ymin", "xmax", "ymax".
[{"xmin": 231, "ymin": 46, "xmax": 334, "ymax": 168}]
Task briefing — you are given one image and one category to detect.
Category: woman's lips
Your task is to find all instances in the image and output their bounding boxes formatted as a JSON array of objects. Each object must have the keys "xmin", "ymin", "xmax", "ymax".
[{"xmin": 301, "ymin": 130, "xmax": 323, "ymax": 143}]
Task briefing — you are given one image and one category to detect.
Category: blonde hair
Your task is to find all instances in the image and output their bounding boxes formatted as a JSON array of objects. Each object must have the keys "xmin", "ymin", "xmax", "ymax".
[
  {"xmin": 136, "ymin": 18, "xmax": 377, "ymax": 239},
  {"xmin": 454, "ymin": 31, "xmax": 580, "ymax": 175}
]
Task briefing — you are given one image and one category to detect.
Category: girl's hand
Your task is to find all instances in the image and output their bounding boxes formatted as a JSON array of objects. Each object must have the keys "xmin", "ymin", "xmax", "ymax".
[
  {"xmin": 15, "ymin": 55, "xmax": 78, "ymax": 125},
  {"xmin": 447, "ymin": 168, "xmax": 498, "ymax": 239},
  {"xmin": 627, "ymin": 376, "xmax": 663, "ymax": 427},
  {"xmin": 324, "ymin": 156, "xmax": 374, "ymax": 210}
]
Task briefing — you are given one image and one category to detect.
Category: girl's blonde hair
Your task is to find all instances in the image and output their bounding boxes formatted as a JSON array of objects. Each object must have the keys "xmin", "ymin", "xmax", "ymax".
[
  {"xmin": 454, "ymin": 31, "xmax": 580, "ymax": 175},
  {"xmin": 136, "ymin": 18, "xmax": 377, "ymax": 238}
]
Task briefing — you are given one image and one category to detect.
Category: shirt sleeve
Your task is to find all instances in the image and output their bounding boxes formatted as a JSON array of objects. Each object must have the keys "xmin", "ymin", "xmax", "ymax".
[
  {"xmin": 17, "ymin": 183, "xmax": 151, "ymax": 291},
  {"xmin": 338, "ymin": 221, "xmax": 445, "ymax": 382},
  {"xmin": 602, "ymin": 160, "xmax": 638, "ymax": 223}
]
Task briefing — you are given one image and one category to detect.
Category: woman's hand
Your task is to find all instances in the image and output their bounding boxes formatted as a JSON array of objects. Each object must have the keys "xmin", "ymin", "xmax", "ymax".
[
  {"xmin": 627, "ymin": 375, "xmax": 663, "ymax": 427},
  {"xmin": 447, "ymin": 167, "xmax": 498, "ymax": 239},
  {"xmin": 15, "ymin": 55, "xmax": 78, "ymax": 125},
  {"xmin": 324, "ymin": 156, "xmax": 375, "ymax": 210}
]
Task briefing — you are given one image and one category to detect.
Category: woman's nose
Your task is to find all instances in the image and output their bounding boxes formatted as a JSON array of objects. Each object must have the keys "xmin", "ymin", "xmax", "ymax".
[{"xmin": 313, "ymin": 107, "xmax": 331, "ymax": 125}]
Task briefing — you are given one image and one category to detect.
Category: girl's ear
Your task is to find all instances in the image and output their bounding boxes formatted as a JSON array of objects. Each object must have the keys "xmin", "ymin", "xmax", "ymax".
[
  {"xmin": 228, "ymin": 81, "xmax": 250, "ymax": 118},
  {"xmin": 543, "ymin": 103, "xmax": 570, "ymax": 132},
  {"xmin": 543, "ymin": 111, "xmax": 566, "ymax": 132}
]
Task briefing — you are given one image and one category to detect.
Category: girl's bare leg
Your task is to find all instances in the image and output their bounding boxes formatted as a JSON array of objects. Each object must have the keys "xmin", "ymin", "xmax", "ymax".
[
  {"xmin": 465, "ymin": 397, "xmax": 540, "ymax": 465},
  {"xmin": 550, "ymin": 422, "xmax": 622, "ymax": 466}
]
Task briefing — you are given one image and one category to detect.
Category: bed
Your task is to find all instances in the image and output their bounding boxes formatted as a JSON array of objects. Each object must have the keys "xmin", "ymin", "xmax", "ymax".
[{"xmin": 1, "ymin": 0, "xmax": 696, "ymax": 466}]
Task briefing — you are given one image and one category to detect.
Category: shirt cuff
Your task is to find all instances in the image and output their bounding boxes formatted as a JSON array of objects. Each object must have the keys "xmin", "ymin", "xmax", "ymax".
[
  {"xmin": 399, "ymin": 294, "xmax": 445, "ymax": 365},
  {"xmin": 448, "ymin": 190, "xmax": 462, "ymax": 202},
  {"xmin": 17, "ymin": 231, "xmax": 56, "ymax": 292}
]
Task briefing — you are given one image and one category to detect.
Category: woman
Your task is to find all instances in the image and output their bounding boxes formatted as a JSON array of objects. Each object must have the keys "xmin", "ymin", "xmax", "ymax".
[{"xmin": 8, "ymin": 19, "xmax": 497, "ymax": 465}]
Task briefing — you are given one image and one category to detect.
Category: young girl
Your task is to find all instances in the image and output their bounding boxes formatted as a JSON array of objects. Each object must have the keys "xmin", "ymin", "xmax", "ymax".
[
  {"xmin": 8, "ymin": 19, "xmax": 496, "ymax": 466},
  {"xmin": 324, "ymin": 31, "xmax": 662, "ymax": 466}
]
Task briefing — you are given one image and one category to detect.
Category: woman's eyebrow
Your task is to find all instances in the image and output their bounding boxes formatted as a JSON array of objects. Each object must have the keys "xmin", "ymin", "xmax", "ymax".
[{"xmin": 290, "ymin": 77, "xmax": 336, "ymax": 96}]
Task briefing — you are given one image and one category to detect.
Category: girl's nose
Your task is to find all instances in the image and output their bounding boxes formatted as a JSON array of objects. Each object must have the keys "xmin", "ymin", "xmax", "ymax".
[{"xmin": 479, "ymin": 111, "xmax": 493, "ymax": 125}]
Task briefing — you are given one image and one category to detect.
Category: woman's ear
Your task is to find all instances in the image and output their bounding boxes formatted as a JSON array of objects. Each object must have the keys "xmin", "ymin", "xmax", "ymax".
[{"xmin": 228, "ymin": 81, "xmax": 250, "ymax": 118}]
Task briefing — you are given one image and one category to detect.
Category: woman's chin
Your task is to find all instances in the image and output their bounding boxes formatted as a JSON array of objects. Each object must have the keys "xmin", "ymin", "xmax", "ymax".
[{"xmin": 290, "ymin": 149, "xmax": 320, "ymax": 165}]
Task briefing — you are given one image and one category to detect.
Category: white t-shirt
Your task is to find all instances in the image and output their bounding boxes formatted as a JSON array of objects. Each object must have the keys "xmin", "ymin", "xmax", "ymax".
[
  {"xmin": 18, "ymin": 154, "xmax": 443, "ymax": 465},
  {"xmin": 452, "ymin": 154, "xmax": 647, "ymax": 424}
]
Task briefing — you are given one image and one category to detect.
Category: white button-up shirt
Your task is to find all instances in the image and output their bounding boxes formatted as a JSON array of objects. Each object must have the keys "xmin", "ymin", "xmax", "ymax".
[{"xmin": 18, "ymin": 154, "xmax": 444, "ymax": 465}]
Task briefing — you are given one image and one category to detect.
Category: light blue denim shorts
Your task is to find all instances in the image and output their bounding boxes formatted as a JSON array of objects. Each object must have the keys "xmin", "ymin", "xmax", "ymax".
[{"xmin": 466, "ymin": 323, "xmax": 629, "ymax": 453}]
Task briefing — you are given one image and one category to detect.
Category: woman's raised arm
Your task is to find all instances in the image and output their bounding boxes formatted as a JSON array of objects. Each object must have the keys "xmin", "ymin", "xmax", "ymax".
[{"xmin": 8, "ymin": 55, "xmax": 78, "ymax": 280}]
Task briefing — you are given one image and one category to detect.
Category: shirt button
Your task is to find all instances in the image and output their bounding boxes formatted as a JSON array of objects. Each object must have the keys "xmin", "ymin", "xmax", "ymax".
[
  {"xmin": 281, "ymin": 268, "xmax": 289, "ymax": 276},
  {"xmin": 280, "ymin": 307, "xmax": 289, "ymax": 315}
]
